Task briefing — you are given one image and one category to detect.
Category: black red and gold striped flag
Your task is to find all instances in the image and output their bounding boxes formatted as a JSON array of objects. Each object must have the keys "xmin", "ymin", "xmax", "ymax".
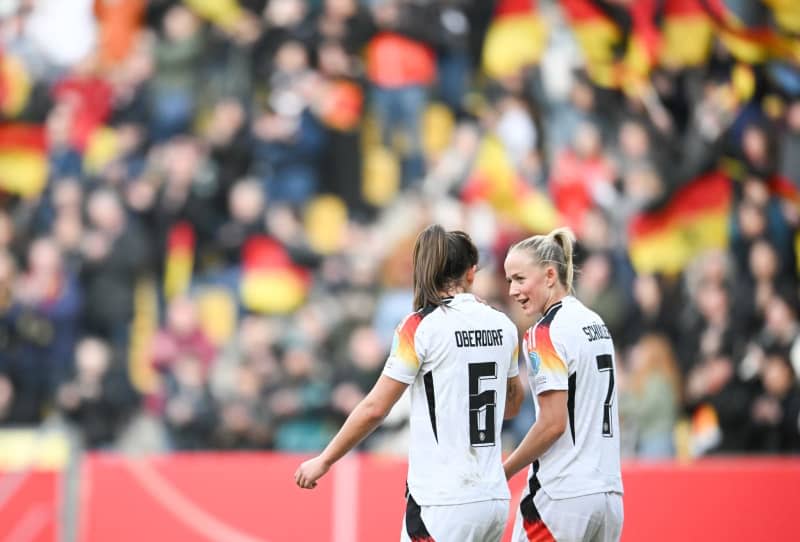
[
  {"xmin": 240, "ymin": 236, "xmax": 311, "ymax": 314},
  {"xmin": 628, "ymin": 171, "xmax": 732, "ymax": 274},
  {"xmin": 482, "ymin": 0, "xmax": 548, "ymax": 79},
  {"xmin": 0, "ymin": 123, "xmax": 48, "ymax": 199},
  {"xmin": 164, "ymin": 221, "xmax": 195, "ymax": 300}
]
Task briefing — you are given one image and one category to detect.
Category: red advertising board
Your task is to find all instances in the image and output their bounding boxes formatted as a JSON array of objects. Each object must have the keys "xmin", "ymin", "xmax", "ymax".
[
  {"xmin": 0, "ymin": 470, "xmax": 59, "ymax": 542},
  {"xmin": 80, "ymin": 453, "xmax": 334, "ymax": 541},
  {"xmin": 620, "ymin": 458, "xmax": 800, "ymax": 542},
  {"xmin": 81, "ymin": 453, "xmax": 800, "ymax": 542}
]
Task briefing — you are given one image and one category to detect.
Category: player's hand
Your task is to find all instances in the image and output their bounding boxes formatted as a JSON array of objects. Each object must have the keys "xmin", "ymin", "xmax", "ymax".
[{"xmin": 294, "ymin": 456, "xmax": 330, "ymax": 489}]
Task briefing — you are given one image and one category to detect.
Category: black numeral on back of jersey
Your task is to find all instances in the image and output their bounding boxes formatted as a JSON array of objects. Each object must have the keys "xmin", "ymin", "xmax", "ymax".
[
  {"xmin": 468, "ymin": 362, "xmax": 497, "ymax": 447},
  {"xmin": 596, "ymin": 354, "xmax": 614, "ymax": 437}
]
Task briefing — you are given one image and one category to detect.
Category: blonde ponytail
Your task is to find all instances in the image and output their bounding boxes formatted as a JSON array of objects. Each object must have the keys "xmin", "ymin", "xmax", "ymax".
[
  {"xmin": 510, "ymin": 227, "xmax": 576, "ymax": 293},
  {"xmin": 549, "ymin": 227, "xmax": 576, "ymax": 293}
]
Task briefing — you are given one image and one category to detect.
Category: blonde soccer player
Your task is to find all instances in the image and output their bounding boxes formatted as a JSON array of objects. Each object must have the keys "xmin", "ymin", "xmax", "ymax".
[
  {"xmin": 504, "ymin": 228, "xmax": 624, "ymax": 542},
  {"xmin": 296, "ymin": 224, "xmax": 525, "ymax": 542}
]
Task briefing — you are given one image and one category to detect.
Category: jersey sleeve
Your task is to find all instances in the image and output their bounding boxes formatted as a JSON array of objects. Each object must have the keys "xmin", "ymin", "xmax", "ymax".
[
  {"xmin": 382, "ymin": 312, "xmax": 425, "ymax": 384},
  {"xmin": 529, "ymin": 318, "xmax": 569, "ymax": 393},
  {"xmin": 506, "ymin": 336, "xmax": 519, "ymax": 378}
]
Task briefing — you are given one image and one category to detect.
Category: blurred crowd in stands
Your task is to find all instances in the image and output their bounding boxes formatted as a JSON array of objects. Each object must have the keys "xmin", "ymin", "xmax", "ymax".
[{"xmin": 0, "ymin": 0, "xmax": 799, "ymax": 458}]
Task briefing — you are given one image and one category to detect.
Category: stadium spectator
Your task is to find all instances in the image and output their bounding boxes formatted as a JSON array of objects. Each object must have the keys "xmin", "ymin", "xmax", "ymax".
[
  {"xmin": 271, "ymin": 343, "xmax": 333, "ymax": 451},
  {"xmin": 619, "ymin": 334, "xmax": 681, "ymax": 459},
  {"xmin": 56, "ymin": 337, "xmax": 138, "ymax": 448},
  {"xmin": 685, "ymin": 350, "xmax": 754, "ymax": 454},
  {"xmin": 163, "ymin": 353, "xmax": 218, "ymax": 450},
  {"xmin": 366, "ymin": 0, "xmax": 439, "ymax": 187},
  {"xmin": 16, "ymin": 237, "xmax": 82, "ymax": 390},
  {"xmin": 252, "ymin": 41, "xmax": 326, "ymax": 207},
  {"xmin": 750, "ymin": 349, "xmax": 800, "ymax": 452},
  {"xmin": 149, "ymin": 4, "xmax": 204, "ymax": 141},
  {"xmin": 152, "ymin": 296, "xmax": 216, "ymax": 387},
  {"xmin": 80, "ymin": 189, "xmax": 150, "ymax": 350},
  {"xmin": 549, "ymin": 121, "xmax": 615, "ymax": 236}
]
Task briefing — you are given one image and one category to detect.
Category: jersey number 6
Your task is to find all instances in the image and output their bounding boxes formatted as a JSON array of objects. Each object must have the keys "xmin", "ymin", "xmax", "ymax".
[{"xmin": 468, "ymin": 362, "xmax": 497, "ymax": 447}]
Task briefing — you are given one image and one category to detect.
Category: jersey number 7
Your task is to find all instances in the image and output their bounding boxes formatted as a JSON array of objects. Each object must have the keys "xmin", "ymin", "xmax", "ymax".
[
  {"xmin": 596, "ymin": 354, "xmax": 614, "ymax": 437},
  {"xmin": 468, "ymin": 362, "xmax": 497, "ymax": 447}
]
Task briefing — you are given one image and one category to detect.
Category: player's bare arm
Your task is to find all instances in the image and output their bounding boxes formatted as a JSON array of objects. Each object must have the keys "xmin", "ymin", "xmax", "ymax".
[
  {"xmin": 504, "ymin": 375, "xmax": 525, "ymax": 419},
  {"xmin": 502, "ymin": 389, "xmax": 567, "ymax": 480},
  {"xmin": 294, "ymin": 375, "xmax": 408, "ymax": 489}
]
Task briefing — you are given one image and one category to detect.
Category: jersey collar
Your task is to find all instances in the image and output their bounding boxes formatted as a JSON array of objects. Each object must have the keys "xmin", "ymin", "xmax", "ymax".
[
  {"xmin": 446, "ymin": 293, "xmax": 475, "ymax": 305},
  {"xmin": 538, "ymin": 299, "xmax": 564, "ymax": 322}
]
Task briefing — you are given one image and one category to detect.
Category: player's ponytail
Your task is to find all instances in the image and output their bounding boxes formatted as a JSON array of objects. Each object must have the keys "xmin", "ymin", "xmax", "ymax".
[
  {"xmin": 413, "ymin": 225, "xmax": 448, "ymax": 311},
  {"xmin": 510, "ymin": 227, "xmax": 576, "ymax": 294},
  {"xmin": 412, "ymin": 225, "xmax": 479, "ymax": 311},
  {"xmin": 549, "ymin": 227, "xmax": 576, "ymax": 293}
]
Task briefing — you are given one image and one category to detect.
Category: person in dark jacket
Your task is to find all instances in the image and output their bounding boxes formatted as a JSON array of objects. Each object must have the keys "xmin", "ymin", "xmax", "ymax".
[{"xmin": 80, "ymin": 189, "xmax": 150, "ymax": 352}]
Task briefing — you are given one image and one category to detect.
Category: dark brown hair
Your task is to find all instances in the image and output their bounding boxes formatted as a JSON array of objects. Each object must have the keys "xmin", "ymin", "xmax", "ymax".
[{"xmin": 412, "ymin": 225, "xmax": 479, "ymax": 311}]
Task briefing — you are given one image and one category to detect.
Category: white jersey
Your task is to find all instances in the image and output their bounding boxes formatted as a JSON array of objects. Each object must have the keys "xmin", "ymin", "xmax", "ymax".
[
  {"xmin": 522, "ymin": 296, "xmax": 623, "ymax": 499},
  {"xmin": 383, "ymin": 293, "xmax": 520, "ymax": 506}
]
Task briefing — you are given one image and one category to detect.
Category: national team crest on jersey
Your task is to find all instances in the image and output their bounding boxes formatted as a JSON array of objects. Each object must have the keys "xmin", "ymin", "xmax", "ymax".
[{"xmin": 529, "ymin": 350, "xmax": 542, "ymax": 375}]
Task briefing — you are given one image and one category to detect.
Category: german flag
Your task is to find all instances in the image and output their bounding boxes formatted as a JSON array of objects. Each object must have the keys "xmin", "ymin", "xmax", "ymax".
[
  {"xmin": 163, "ymin": 221, "xmax": 195, "ymax": 300},
  {"xmin": 482, "ymin": 0, "xmax": 548, "ymax": 79},
  {"xmin": 628, "ymin": 171, "xmax": 732, "ymax": 275},
  {"xmin": 690, "ymin": 402, "xmax": 721, "ymax": 456},
  {"xmin": 699, "ymin": 0, "xmax": 800, "ymax": 64},
  {"xmin": 239, "ymin": 236, "xmax": 311, "ymax": 314},
  {"xmin": 559, "ymin": 0, "xmax": 661, "ymax": 93},
  {"xmin": 0, "ymin": 52, "xmax": 32, "ymax": 117},
  {"xmin": 461, "ymin": 135, "xmax": 521, "ymax": 209},
  {"xmin": 660, "ymin": 0, "xmax": 714, "ymax": 68},
  {"xmin": 461, "ymin": 135, "xmax": 558, "ymax": 233},
  {"xmin": 626, "ymin": 0, "xmax": 663, "ymax": 87},
  {"xmin": 0, "ymin": 123, "xmax": 48, "ymax": 199},
  {"xmin": 559, "ymin": 0, "xmax": 619, "ymax": 89}
]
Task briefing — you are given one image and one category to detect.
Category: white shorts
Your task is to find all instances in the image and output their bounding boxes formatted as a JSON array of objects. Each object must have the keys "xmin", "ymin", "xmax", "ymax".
[
  {"xmin": 511, "ymin": 476, "xmax": 623, "ymax": 542},
  {"xmin": 401, "ymin": 494, "xmax": 509, "ymax": 542}
]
